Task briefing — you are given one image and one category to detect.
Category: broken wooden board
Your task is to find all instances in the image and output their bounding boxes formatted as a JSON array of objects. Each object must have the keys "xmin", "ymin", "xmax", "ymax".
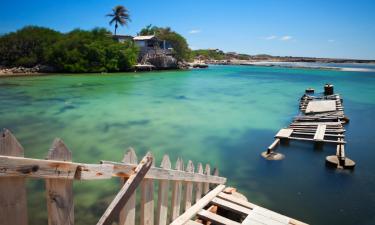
[
  {"xmin": 305, "ymin": 100, "xmax": 336, "ymax": 113},
  {"xmin": 275, "ymin": 129, "xmax": 293, "ymax": 139}
]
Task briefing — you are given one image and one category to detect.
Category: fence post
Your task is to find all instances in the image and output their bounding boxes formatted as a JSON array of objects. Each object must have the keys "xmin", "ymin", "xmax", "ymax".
[
  {"xmin": 156, "ymin": 155, "xmax": 171, "ymax": 225},
  {"xmin": 45, "ymin": 138, "xmax": 74, "ymax": 225},
  {"xmin": 195, "ymin": 163, "xmax": 203, "ymax": 203},
  {"xmin": 140, "ymin": 152, "xmax": 154, "ymax": 225},
  {"xmin": 183, "ymin": 160, "xmax": 194, "ymax": 211},
  {"xmin": 203, "ymin": 164, "xmax": 211, "ymax": 194},
  {"xmin": 119, "ymin": 148, "xmax": 137, "ymax": 225},
  {"xmin": 0, "ymin": 129, "xmax": 28, "ymax": 225},
  {"xmin": 171, "ymin": 158, "xmax": 184, "ymax": 221}
]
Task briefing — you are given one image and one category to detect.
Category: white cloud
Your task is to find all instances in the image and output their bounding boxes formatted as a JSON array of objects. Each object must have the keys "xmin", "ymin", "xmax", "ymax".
[
  {"xmin": 328, "ymin": 39, "xmax": 335, "ymax": 42},
  {"xmin": 280, "ymin": 36, "xmax": 292, "ymax": 41},
  {"xmin": 189, "ymin": 29, "xmax": 201, "ymax": 34},
  {"xmin": 265, "ymin": 35, "xmax": 277, "ymax": 40}
]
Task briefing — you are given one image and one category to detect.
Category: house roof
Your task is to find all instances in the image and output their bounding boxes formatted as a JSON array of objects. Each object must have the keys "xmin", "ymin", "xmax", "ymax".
[
  {"xmin": 113, "ymin": 35, "xmax": 134, "ymax": 39},
  {"xmin": 133, "ymin": 35, "xmax": 157, "ymax": 41}
]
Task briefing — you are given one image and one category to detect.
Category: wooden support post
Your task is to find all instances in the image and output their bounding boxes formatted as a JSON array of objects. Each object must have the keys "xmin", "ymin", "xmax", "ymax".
[
  {"xmin": 195, "ymin": 163, "xmax": 203, "ymax": 203},
  {"xmin": 183, "ymin": 160, "xmax": 194, "ymax": 212},
  {"xmin": 156, "ymin": 155, "xmax": 171, "ymax": 225},
  {"xmin": 45, "ymin": 138, "xmax": 74, "ymax": 225},
  {"xmin": 203, "ymin": 164, "xmax": 211, "ymax": 194},
  {"xmin": 0, "ymin": 129, "xmax": 28, "ymax": 225},
  {"xmin": 119, "ymin": 148, "xmax": 137, "ymax": 225},
  {"xmin": 140, "ymin": 152, "xmax": 155, "ymax": 225},
  {"xmin": 97, "ymin": 153, "xmax": 153, "ymax": 225},
  {"xmin": 171, "ymin": 158, "xmax": 183, "ymax": 220}
]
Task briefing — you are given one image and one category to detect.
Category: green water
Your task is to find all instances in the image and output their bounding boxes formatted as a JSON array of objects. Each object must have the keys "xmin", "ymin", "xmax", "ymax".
[{"xmin": 1, "ymin": 65, "xmax": 375, "ymax": 225}]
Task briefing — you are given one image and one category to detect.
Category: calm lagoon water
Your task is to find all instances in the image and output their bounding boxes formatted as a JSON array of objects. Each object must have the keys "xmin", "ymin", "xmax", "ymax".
[{"xmin": 1, "ymin": 65, "xmax": 375, "ymax": 225}]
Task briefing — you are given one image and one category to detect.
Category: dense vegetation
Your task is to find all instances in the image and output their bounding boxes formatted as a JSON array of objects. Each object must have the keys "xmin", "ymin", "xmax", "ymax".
[
  {"xmin": 0, "ymin": 26, "xmax": 139, "ymax": 72},
  {"xmin": 0, "ymin": 26, "xmax": 61, "ymax": 67},
  {"xmin": 139, "ymin": 25, "xmax": 191, "ymax": 61},
  {"xmin": 191, "ymin": 49, "xmax": 226, "ymax": 60}
]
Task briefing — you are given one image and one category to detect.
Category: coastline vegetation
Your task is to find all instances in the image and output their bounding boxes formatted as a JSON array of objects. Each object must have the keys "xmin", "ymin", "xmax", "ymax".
[{"xmin": 0, "ymin": 26, "xmax": 139, "ymax": 73}]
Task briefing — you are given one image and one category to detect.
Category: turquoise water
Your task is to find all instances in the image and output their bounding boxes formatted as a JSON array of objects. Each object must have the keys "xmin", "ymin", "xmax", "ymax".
[{"xmin": 1, "ymin": 65, "xmax": 375, "ymax": 224}]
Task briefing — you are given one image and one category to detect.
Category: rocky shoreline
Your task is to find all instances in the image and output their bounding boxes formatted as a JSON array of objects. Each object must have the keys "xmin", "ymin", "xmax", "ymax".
[{"xmin": 0, "ymin": 65, "xmax": 56, "ymax": 76}]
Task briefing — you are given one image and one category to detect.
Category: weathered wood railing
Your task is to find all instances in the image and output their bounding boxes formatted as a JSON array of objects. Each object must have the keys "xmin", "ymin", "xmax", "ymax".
[{"xmin": 0, "ymin": 129, "xmax": 226, "ymax": 225}]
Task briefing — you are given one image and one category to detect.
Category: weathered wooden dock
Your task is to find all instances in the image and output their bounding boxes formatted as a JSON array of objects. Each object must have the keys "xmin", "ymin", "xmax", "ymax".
[
  {"xmin": 0, "ymin": 129, "xmax": 308, "ymax": 225},
  {"xmin": 262, "ymin": 84, "xmax": 355, "ymax": 169}
]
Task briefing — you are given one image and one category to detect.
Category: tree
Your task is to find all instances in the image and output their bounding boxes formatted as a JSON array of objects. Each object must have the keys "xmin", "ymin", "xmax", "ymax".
[
  {"xmin": 0, "ymin": 26, "xmax": 61, "ymax": 67},
  {"xmin": 107, "ymin": 5, "xmax": 131, "ymax": 35}
]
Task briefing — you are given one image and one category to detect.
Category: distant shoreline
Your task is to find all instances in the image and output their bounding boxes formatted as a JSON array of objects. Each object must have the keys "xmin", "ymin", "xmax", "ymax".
[{"xmin": 207, "ymin": 60, "xmax": 375, "ymax": 72}]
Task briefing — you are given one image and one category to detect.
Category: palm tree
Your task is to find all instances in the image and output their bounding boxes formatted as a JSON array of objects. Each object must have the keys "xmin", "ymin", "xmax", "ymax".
[{"xmin": 107, "ymin": 5, "xmax": 131, "ymax": 35}]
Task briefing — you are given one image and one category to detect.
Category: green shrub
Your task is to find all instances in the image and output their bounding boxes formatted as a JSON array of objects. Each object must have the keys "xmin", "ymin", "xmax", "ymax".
[
  {"xmin": 46, "ymin": 28, "xmax": 139, "ymax": 72},
  {"xmin": 0, "ymin": 26, "xmax": 62, "ymax": 67}
]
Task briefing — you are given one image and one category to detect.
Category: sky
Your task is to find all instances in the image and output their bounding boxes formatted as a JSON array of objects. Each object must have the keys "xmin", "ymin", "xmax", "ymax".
[{"xmin": 1, "ymin": 0, "xmax": 375, "ymax": 59}]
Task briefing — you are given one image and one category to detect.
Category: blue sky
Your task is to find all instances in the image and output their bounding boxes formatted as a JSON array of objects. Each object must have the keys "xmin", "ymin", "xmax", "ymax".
[{"xmin": 1, "ymin": 0, "xmax": 375, "ymax": 59}]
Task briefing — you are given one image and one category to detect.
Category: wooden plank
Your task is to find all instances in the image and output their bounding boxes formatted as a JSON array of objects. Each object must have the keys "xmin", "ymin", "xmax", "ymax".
[
  {"xmin": 241, "ymin": 216, "xmax": 265, "ymax": 225},
  {"xmin": 140, "ymin": 152, "xmax": 155, "ymax": 225},
  {"xmin": 252, "ymin": 207, "xmax": 290, "ymax": 224},
  {"xmin": 305, "ymin": 100, "xmax": 336, "ymax": 113},
  {"xmin": 102, "ymin": 160, "xmax": 226, "ymax": 184},
  {"xmin": 96, "ymin": 153, "xmax": 153, "ymax": 225},
  {"xmin": 156, "ymin": 155, "xmax": 171, "ymax": 225},
  {"xmin": 203, "ymin": 164, "xmax": 211, "ymax": 194},
  {"xmin": 288, "ymin": 136, "xmax": 346, "ymax": 144},
  {"xmin": 119, "ymin": 148, "xmax": 137, "ymax": 225},
  {"xmin": 292, "ymin": 132, "xmax": 344, "ymax": 138},
  {"xmin": 195, "ymin": 163, "xmax": 203, "ymax": 203},
  {"xmin": 45, "ymin": 138, "xmax": 74, "ymax": 225},
  {"xmin": 0, "ymin": 155, "xmax": 113, "ymax": 180},
  {"xmin": 183, "ymin": 160, "xmax": 194, "ymax": 211},
  {"xmin": 184, "ymin": 220, "xmax": 203, "ymax": 225},
  {"xmin": 211, "ymin": 197, "xmax": 252, "ymax": 215},
  {"xmin": 170, "ymin": 185, "xmax": 225, "ymax": 225},
  {"xmin": 197, "ymin": 209, "xmax": 241, "ymax": 225},
  {"xmin": 275, "ymin": 129, "xmax": 293, "ymax": 139},
  {"xmin": 171, "ymin": 158, "xmax": 184, "ymax": 220},
  {"xmin": 313, "ymin": 125, "xmax": 326, "ymax": 141},
  {"xmin": 217, "ymin": 192, "xmax": 256, "ymax": 210},
  {"xmin": 0, "ymin": 129, "xmax": 28, "ymax": 225},
  {"xmin": 243, "ymin": 212, "xmax": 285, "ymax": 225}
]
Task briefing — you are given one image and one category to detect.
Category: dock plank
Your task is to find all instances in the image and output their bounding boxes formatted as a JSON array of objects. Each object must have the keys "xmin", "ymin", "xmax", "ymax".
[
  {"xmin": 275, "ymin": 129, "xmax": 293, "ymax": 138},
  {"xmin": 305, "ymin": 100, "xmax": 336, "ymax": 113},
  {"xmin": 313, "ymin": 125, "xmax": 326, "ymax": 141}
]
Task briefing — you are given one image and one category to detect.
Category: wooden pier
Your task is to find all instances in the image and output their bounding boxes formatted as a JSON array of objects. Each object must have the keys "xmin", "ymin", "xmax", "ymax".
[
  {"xmin": 262, "ymin": 84, "xmax": 355, "ymax": 169},
  {"xmin": 0, "ymin": 129, "xmax": 308, "ymax": 225}
]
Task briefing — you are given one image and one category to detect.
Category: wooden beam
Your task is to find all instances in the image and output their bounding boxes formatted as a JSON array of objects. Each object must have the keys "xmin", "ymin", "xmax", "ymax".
[
  {"xmin": 96, "ymin": 153, "xmax": 153, "ymax": 225},
  {"xmin": 102, "ymin": 160, "xmax": 226, "ymax": 184},
  {"xmin": 45, "ymin": 138, "xmax": 74, "ymax": 225},
  {"xmin": 119, "ymin": 148, "xmax": 137, "ymax": 225},
  {"xmin": 210, "ymin": 197, "xmax": 252, "ymax": 215},
  {"xmin": 0, "ymin": 129, "xmax": 28, "ymax": 225},
  {"xmin": 170, "ymin": 185, "xmax": 225, "ymax": 225},
  {"xmin": 0, "ymin": 155, "xmax": 113, "ymax": 180}
]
